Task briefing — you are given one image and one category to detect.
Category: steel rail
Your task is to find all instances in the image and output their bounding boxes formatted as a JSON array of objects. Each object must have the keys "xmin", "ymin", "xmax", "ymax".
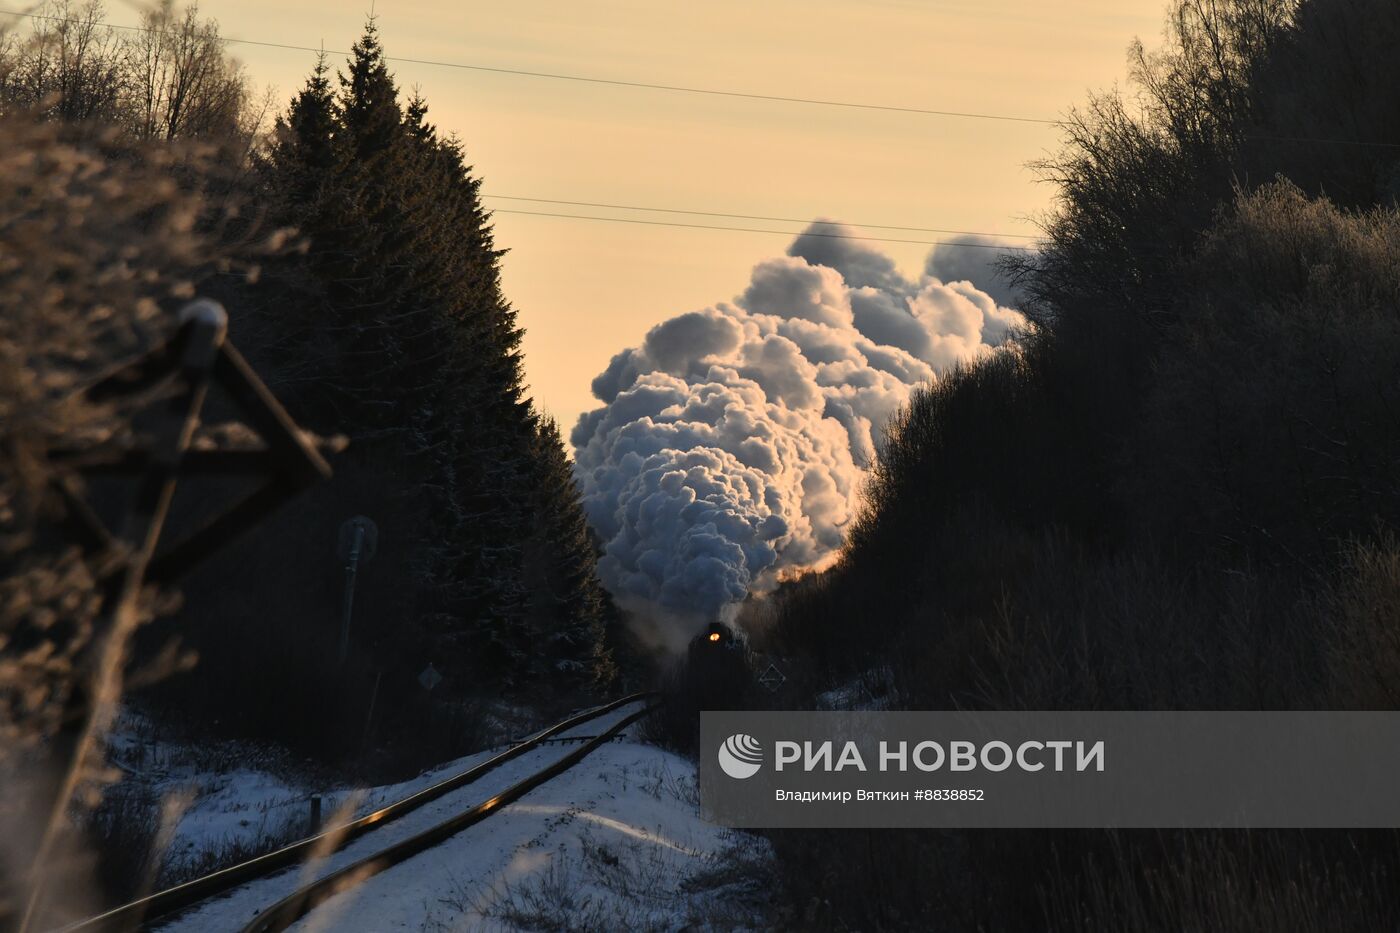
[
  {"xmin": 59, "ymin": 693, "xmax": 656, "ymax": 932},
  {"xmin": 238, "ymin": 703, "xmax": 659, "ymax": 933}
]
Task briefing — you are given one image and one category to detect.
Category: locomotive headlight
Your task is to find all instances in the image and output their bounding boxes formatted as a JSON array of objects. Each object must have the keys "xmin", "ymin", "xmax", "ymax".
[{"xmin": 709, "ymin": 632, "xmax": 722, "ymax": 643}]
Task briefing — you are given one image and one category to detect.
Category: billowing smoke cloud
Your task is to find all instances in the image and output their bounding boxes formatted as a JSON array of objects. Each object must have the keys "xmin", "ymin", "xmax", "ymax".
[
  {"xmin": 922, "ymin": 234, "xmax": 1027, "ymax": 310},
  {"xmin": 571, "ymin": 222, "xmax": 1028, "ymax": 646}
]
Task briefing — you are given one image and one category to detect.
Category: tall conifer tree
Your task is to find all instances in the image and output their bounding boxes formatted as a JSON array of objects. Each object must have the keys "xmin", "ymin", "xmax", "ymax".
[
  {"xmin": 260, "ymin": 20, "xmax": 617, "ymax": 691},
  {"xmin": 268, "ymin": 52, "xmax": 335, "ymax": 212}
]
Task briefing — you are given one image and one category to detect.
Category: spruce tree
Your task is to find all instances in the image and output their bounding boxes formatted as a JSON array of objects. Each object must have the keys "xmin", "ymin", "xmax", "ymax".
[
  {"xmin": 524, "ymin": 417, "xmax": 615, "ymax": 689},
  {"xmin": 259, "ymin": 19, "xmax": 615, "ymax": 693},
  {"xmin": 267, "ymin": 52, "xmax": 335, "ymax": 213}
]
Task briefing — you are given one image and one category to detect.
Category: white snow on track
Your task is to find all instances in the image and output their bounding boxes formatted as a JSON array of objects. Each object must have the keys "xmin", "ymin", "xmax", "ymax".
[
  {"xmin": 153, "ymin": 704, "xmax": 767, "ymax": 931},
  {"xmin": 301, "ymin": 739, "xmax": 766, "ymax": 932}
]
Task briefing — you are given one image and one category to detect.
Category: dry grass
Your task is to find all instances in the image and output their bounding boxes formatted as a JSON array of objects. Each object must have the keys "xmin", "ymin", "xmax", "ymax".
[{"xmin": 0, "ymin": 111, "xmax": 286, "ymax": 926}]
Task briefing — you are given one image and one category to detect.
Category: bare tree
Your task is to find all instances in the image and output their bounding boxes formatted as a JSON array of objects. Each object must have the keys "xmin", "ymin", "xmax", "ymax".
[
  {"xmin": 0, "ymin": 1, "xmax": 255, "ymax": 145},
  {"xmin": 0, "ymin": 0, "xmax": 126, "ymax": 123},
  {"xmin": 123, "ymin": 2, "xmax": 248, "ymax": 141}
]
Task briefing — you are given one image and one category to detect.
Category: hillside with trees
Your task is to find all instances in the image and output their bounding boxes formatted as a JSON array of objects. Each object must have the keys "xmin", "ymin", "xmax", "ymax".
[{"xmin": 747, "ymin": 0, "xmax": 1400, "ymax": 928}]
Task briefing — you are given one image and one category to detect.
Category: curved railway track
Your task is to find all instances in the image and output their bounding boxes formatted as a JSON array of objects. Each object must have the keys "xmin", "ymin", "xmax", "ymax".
[
  {"xmin": 60, "ymin": 694, "xmax": 658, "ymax": 933},
  {"xmin": 239, "ymin": 701, "xmax": 656, "ymax": 932}
]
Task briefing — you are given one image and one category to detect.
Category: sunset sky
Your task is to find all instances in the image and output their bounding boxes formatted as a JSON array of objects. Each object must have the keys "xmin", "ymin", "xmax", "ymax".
[{"xmin": 7, "ymin": 0, "xmax": 1167, "ymax": 432}]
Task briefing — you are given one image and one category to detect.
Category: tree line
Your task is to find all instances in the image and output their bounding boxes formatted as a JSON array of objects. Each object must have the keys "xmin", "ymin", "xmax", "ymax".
[
  {"xmin": 752, "ymin": 0, "xmax": 1400, "ymax": 929},
  {"xmin": 0, "ymin": 0, "xmax": 256, "ymax": 139},
  {"xmin": 0, "ymin": 2, "xmax": 629, "ymax": 772}
]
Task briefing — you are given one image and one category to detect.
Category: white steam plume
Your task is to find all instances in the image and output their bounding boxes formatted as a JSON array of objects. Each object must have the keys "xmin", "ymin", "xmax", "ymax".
[{"xmin": 571, "ymin": 222, "xmax": 1028, "ymax": 646}]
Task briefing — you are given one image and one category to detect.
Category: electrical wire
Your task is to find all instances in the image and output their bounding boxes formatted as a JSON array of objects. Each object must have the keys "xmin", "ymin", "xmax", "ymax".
[
  {"xmin": 0, "ymin": 7, "xmax": 1061, "ymax": 126},
  {"xmin": 489, "ymin": 208, "xmax": 1037, "ymax": 249},
  {"xmin": 7, "ymin": 6, "xmax": 1400, "ymax": 149},
  {"xmin": 483, "ymin": 195, "xmax": 1044, "ymax": 240}
]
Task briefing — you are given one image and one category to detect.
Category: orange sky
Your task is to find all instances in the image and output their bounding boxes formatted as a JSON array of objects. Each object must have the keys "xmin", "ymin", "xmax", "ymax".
[{"xmin": 7, "ymin": 0, "xmax": 1168, "ymax": 432}]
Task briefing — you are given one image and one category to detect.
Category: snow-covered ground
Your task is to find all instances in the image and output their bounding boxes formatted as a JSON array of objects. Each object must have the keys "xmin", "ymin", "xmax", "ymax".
[
  {"xmin": 112, "ymin": 704, "xmax": 770, "ymax": 931},
  {"xmin": 104, "ymin": 706, "xmax": 551, "ymax": 880},
  {"xmin": 102, "ymin": 711, "xmax": 328, "ymax": 881},
  {"xmin": 306, "ymin": 740, "xmax": 771, "ymax": 932}
]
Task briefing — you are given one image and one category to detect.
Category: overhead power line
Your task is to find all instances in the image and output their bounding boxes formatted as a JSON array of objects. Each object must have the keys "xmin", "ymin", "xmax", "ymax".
[
  {"xmin": 0, "ymin": 7, "xmax": 1044, "ymax": 250},
  {"xmin": 0, "ymin": 8, "xmax": 1061, "ymax": 126},
  {"xmin": 5, "ymin": 8, "xmax": 1398, "ymax": 149},
  {"xmin": 483, "ymin": 195, "xmax": 1045, "ymax": 240},
  {"xmin": 489, "ymin": 209, "xmax": 1038, "ymax": 249}
]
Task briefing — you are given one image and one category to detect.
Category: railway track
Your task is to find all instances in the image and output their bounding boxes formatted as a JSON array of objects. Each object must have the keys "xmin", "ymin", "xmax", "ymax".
[{"xmin": 61, "ymin": 694, "xmax": 658, "ymax": 933}]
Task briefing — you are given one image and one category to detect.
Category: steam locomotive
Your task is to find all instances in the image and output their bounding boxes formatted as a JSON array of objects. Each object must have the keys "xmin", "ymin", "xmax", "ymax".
[
  {"xmin": 681, "ymin": 620, "xmax": 749, "ymax": 710},
  {"xmin": 689, "ymin": 620, "xmax": 740, "ymax": 652}
]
